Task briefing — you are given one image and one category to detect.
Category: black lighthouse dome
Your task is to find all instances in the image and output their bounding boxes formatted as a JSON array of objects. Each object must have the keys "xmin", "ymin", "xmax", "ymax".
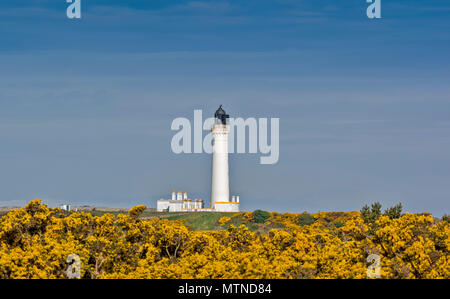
[{"xmin": 214, "ymin": 105, "xmax": 229, "ymax": 125}]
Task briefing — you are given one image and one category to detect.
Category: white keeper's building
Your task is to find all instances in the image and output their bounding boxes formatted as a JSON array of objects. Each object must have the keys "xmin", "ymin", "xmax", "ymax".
[{"xmin": 157, "ymin": 191, "xmax": 203, "ymax": 212}]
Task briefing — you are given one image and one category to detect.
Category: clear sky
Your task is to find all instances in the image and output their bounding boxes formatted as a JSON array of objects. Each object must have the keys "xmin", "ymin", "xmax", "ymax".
[{"xmin": 0, "ymin": 0, "xmax": 449, "ymax": 215}]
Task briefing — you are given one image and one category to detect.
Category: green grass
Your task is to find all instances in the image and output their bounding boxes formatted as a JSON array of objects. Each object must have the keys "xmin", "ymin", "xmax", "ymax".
[
  {"xmin": 81, "ymin": 210, "xmax": 239, "ymax": 231},
  {"xmin": 166, "ymin": 212, "xmax": 286, "ymax": 233},
  {"xmin": 166, "ymin": 212, "xmax": 236, "ymax": 230},
  {"xmin": 67, "ymin": 210, "xmax": 286, "ymax": 233},
  {"xmin": 225, "ymin": 216, "xmax": 285, "ymax": 233}
]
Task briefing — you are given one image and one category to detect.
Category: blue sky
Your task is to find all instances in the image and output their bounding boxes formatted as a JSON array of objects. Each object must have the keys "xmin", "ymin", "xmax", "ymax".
[{"xmin": 0, "ymin": 0, "xmax": 449, "ymax": 215}]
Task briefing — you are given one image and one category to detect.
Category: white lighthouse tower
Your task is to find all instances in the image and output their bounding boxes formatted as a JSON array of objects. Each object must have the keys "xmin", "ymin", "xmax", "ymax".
[{"xmin": 211, "ymin": 105, "xmax": 239, "ymax": 212}]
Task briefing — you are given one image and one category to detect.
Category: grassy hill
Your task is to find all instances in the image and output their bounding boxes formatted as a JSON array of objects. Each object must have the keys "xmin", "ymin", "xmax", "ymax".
[
  {"xmin": 83, "ymin": 210, "xmax": 284, "ymax": 232},
  {"xmin": 165, "ymin": 212, "xmax": 237, "ymax": 230},
  {"xmin": 0, "ymin": 206, "xmax": 365, "ymax": 233},
  {"xmin": 78, "ymin": 209, "xmax": 293, "ymax": 232},
  {"xmin": 83, "ymin": 210, "xmax": 247, "ymax": 231},
  {"xmin": 166, "ymin": 211, "xmax": 286, "ymax": 232}
]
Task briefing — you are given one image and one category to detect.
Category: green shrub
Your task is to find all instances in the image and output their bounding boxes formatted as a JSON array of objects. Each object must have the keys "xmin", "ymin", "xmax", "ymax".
[
  {"xmin": 383, "ymin": 203, "xmax": 403, "ymax": 219},
  {"xmin": 252, "ymin": 210, "xmax": 271, "ymax": 224},
  {"xmin": 334, "ymin": 222, "xmax": 344, "ymax": 228},
  {"xmin": 361, "ymin": 202, "xmax": 404, "ymax": 224},
  {"xmin": 360, "ymin": 202, "xmax": 382, "ymax": 224},
  {"xmin": 298, "ymin": 213, "xmax": 315, "ymax": 226}
]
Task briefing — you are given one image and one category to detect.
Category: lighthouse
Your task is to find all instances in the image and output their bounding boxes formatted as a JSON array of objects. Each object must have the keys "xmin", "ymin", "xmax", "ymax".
[
  {"xmin": 211, "ymin": 105, "xmax": 239, "ymax": 212},
  {"xmin": 156, "ymin": 106, "xmax": 239, "ymax": 213}
]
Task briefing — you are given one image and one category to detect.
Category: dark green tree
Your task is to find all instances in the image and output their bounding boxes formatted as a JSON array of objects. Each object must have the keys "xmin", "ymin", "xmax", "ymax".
[
  {"xmin": 334, "ymin": 222, "xmax": 344, "ymax": 228},
  {"xmin": 383, "ymin": 203, "xmax": 403, "ymax": 219},
  {"xmin": 252, "ymin": 210, "xmax": 271, "ymax": 223},
  {"xmin": 298, "ymin": 213, "xmax": 315, "ymax": 226},
  {"xmin": 360, "ymin": 202, "xmax": 382, "ymax": 224}
]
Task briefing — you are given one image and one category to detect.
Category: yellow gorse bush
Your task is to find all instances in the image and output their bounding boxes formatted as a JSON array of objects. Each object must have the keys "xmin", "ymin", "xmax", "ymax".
[{"xmin": 0, "ymin": 199, "xmax": 448, "ymax": 279}]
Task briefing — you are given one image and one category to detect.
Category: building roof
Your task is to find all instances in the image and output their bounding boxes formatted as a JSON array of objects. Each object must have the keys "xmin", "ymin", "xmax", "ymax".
[{"xmin": 214, "ymin": 105, "xmax": 229, "ymax": 125}]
